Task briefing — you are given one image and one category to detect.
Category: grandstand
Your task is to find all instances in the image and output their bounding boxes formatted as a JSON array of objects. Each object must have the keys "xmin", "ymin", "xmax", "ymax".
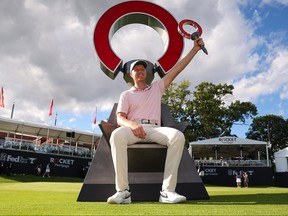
[
  {"xmin": 0, "ymin": 116, "xmax": 101, "ymax": 177},
  {"xmin": 189, "ymin": 137, "xmax": 273, "ymax": 186}
]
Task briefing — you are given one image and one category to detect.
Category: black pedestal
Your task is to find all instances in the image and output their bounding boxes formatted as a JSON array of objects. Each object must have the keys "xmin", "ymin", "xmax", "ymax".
[{"xmin": 77, "ymin": 136, "xmax": 209, "ymax": 201}]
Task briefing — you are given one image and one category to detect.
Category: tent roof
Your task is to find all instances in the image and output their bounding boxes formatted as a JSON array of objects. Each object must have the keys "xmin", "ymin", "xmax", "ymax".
[
  {"xmin": 0, "ymin": 116, "xmax": 101, "ymax": 145},
  {"xmin": 189, "ymin": 136, "xmax": 267, "ymax": 145},
  {"xmin": 274, "ymin": 147, "xmax": 288, "ymax": 158}
]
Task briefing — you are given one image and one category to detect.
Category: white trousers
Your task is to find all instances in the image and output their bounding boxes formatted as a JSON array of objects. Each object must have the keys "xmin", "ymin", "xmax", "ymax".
[{"xmin": 110, "ymin": 124, "xmax": 185, "ymax": 192}]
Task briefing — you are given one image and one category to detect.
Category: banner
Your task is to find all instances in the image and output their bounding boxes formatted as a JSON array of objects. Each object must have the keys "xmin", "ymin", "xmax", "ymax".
[
  {"xmin": 0, "ymin": 87, "xmax": 4, "ymax": 108},
  {"xmin": 48, "ymin": 98, "xmax": 54, "ymax": 116},
  {"xmin": 93, "ymin": 106, "xmax": 97, "ymax": 124}
]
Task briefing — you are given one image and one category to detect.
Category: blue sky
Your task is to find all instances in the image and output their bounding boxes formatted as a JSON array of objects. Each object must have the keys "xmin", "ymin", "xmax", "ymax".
[{"xmin": 0, "ymin": 0, "xmax": 288, "ymax": 139}]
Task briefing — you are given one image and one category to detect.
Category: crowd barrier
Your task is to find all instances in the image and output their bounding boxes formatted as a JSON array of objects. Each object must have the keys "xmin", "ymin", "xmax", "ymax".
[{"xmin": 0, "ymin": 137, "xmax": 93, "ymax": 158}]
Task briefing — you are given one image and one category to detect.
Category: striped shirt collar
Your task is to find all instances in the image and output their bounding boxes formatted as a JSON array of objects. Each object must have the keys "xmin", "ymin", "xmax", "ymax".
[{"xmin": 131, "ymin": 84, "xmax": 151, "ymax": 92}]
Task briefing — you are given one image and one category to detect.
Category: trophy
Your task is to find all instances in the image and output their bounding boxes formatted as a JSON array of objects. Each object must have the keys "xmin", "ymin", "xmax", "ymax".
[{"xmin": 178, "ymin": 19, "xmax": 208, "ymax": 55}]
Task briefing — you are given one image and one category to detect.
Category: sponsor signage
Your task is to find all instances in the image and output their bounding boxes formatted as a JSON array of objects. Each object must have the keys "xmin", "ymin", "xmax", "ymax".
[
  {"xmin": 218, "ymin": 137, "xmax": 237, "ymax": 144},
  {"xmin": 0, "ymin": 149, "xmax": 91, "ymax": 178},
  {"xmin": 0, "ymin": 153, "xmax": 37, "ymax": 164},
  {"xmin": 50, "ymin": 157, "xmax": 75, "ymax": 168},
  {"xmin": 201, "ymin": 166, "xmax": 273, "ymax": 186},
  {"xmin": 203, "ymin": 167, "xmax": 255, "ymax": 177}
]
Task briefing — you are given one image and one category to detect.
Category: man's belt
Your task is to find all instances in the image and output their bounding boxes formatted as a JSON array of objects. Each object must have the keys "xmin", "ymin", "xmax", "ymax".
[{"xmin": 137, "ymin": 119, "xmax": 158, "ymax": 125}]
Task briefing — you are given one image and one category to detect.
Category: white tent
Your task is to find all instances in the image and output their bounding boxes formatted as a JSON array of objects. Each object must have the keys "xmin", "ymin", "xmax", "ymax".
[
  {"xmin": 274, "ymin": 147, "xmax": 288, "ymax": 172},
  {"xmin": 189, "ymin": 137, "xmax": 267, "ymax": 145},
  {"xmin": 189, "ymin": 136, "xmax": 270, "ymax": 166}
]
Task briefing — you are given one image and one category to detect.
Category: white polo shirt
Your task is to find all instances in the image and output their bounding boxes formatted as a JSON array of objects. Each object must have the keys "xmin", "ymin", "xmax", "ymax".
[{"xmin": 117, "ymin": 79, "xmax": 166, "ymax": 126}]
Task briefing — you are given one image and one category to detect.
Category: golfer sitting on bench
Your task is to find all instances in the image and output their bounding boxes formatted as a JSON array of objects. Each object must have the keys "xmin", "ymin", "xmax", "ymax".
[{"xmin": 107, "ymin": 38, "xmax": 205, "ymax": 204}]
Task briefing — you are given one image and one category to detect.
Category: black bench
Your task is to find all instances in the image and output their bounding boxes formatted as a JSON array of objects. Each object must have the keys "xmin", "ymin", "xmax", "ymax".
[
  {"xmin": 99, "ymin": 103, "xmax": 188, "ymax": 172},
  {"xmin": 77, "ymin": 103, "xmax": 209, "ymax": 201}
]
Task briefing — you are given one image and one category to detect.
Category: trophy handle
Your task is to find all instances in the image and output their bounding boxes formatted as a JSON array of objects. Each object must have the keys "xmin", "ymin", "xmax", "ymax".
[{"xmin": 178, "ymin": 19, "xmax": 208, "ymax": 55}]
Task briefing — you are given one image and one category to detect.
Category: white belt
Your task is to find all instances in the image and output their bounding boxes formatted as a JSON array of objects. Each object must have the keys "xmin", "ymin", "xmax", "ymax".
[{"xmin": 137, "ymin": 119, "xmax": 158, "ymax": 125}]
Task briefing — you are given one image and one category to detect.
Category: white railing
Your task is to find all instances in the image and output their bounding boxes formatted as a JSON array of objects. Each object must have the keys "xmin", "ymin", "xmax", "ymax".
[
  {"xmin": 195, "ymin": 159, "xmax": 270, "ymax": 167},
  {"xmin": 0, "ymin": 137, "xmax": 93, "ymax": 158}
]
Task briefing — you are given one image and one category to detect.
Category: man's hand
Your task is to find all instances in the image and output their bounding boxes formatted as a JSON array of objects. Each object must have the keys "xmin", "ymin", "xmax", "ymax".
[
  {"xmin": 194, "ymin": 38, "xmax": 204, "ymax": 52},
  {"xmin": 130, "ymin": 123, "xmax": 146, "ymax": 139},
  {"xmin": 116, "ymin": 113, "xmax": 147, "ymax": 139}
]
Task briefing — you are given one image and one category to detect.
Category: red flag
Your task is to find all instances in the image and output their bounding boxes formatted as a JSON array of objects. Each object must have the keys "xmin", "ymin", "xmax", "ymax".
[
  {"xmin": 93, "ymin": 107, "xmax": 97, "ymax": 124},
  {"xmin": 48, "ymin": 98, "xmax": 54, "ymax": 116},
  {"xmin": 0, "ymin": 87, "xmax": 4, "ymax": 108}
]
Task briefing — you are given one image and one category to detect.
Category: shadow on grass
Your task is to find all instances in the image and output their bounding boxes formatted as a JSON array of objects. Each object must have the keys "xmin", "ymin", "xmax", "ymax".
[
  {"xmin": 0, "ymin": 174, "xmax": 83, "ymax": 183},
  {"xmin": 190, "ymin": 193, "xmax": 288, "ymax": 205},
  {"xmin": 1, "ymin": 176, "xmax": 287, "ymax": 206},
  {"xmin": 133, "ymin": 193, "xmax": 288, "ymax": 205}
]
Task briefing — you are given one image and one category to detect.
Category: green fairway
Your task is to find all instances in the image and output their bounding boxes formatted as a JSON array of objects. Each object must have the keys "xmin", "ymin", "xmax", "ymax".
[{"xmin": 0, "ymin": 175, "xmax": 287, "ymax": 215}]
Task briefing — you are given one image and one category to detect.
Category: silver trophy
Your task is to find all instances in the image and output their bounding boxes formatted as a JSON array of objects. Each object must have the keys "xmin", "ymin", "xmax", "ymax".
[{"xmin": 178, "ymin": 19, "xmax": 208, "ymax": 55}]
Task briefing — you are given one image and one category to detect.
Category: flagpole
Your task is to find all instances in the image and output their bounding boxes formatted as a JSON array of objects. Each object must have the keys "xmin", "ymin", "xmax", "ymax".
[
  {"xmin": 91, "ymin": 133, "xmax": 95, "ymax": 158},
  {"xmin": 47, "ymin": 98, "xmax": 54, "ymax": 145},
  {"xmin": 10, "ymin": 102, "xmax": 15, "ymax": 119},
  {"xmin": 46, "ymin": 114, "xmax": 54, "ymax": 145},
  {"xmin": 54, "ymin": 112, "xmax": 58, "ymax": 126},
  {"xmin": 91, "ymin": 105, "xmax": 97, "ymax": 157},
  {"xmin": 46, "ymin": 123, "xmax": 50, "ymax": 145}
]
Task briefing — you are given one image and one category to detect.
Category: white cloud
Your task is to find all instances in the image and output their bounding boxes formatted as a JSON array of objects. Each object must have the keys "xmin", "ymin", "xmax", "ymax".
[
  {"xmin": 233, "ymin": 48, "xmax": 288, "ymax": 103},
  {"xmin": 24, "ymin": 0, "xmax": 48, "ymax": 13},
  {"xmin": 260, "ymin": 0, "xmax": 288, "ymax": 6},
  {"xmin": 0, "ymin": 0, "xmax": 287, "ymax": 134}
]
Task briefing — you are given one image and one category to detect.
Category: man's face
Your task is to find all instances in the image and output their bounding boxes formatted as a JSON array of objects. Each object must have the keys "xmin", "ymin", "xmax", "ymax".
[{"xmin": 130, "ymin": 64, "xmax": 146, "ymax": 82}]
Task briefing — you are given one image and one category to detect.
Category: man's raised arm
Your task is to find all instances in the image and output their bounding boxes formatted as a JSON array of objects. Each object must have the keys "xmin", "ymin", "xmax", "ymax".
[{"xmin": 163, "ymin": 38, "xmax": 204, "ymax": 89}]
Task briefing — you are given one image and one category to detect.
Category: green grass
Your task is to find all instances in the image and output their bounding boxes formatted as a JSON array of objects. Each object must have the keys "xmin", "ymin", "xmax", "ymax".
[
  {"xmin": 0, "ymin": 175, "xmax": 288, "ymax": 215},
  {"xmin": 0, "ymin": 174, "xmax": 83, "ymax": 183}
]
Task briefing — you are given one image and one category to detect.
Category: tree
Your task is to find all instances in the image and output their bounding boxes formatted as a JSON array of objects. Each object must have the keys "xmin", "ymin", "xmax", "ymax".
[
  {"xmin": 162, "ymin": 81, "xmax": 258, "ymax": 142},
  {"xmin": 162, "ymin": 80, "xmax": 198, "ymax": 141},
  {"xmin": 162, "ymin": 80, "xmax": 193, "ymax": 122},
  {"xmin": 246, "ymin": 115, "xmax": 288, "ymax": 154}
]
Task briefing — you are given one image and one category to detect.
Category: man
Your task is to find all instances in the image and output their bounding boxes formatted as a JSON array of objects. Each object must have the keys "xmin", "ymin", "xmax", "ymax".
[
  {"xmin": 243, "ymin": 172, "xmax": 249, "ymax": 188},
  {"xmin": 107, "ymin": 38, "xmax": 205, "ymax": 204},
  {"xmin": 235, "ymin": 173, "xmax": 242, "ymax": 188}
]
